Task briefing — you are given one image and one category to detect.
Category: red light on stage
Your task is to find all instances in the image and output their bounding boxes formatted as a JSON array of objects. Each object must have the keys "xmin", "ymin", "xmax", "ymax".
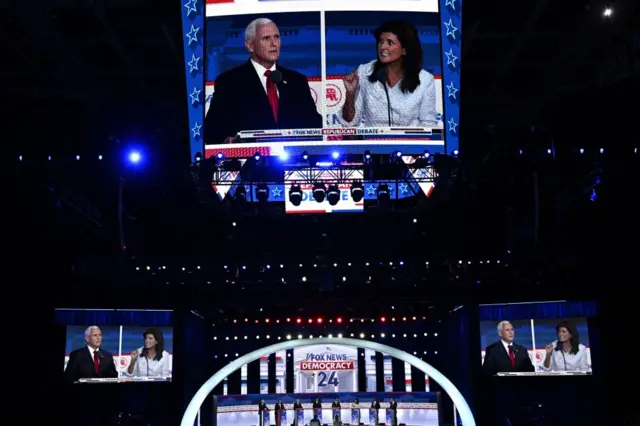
[
  {"xmin": 287, "ymin": 318, "xmax": 291, "ymax": 322},
  {"xmin": 412, "ymin": 316, "xmax": 417, "ymax": 320},
  {"xmin": 233, "ymin": 319, "xmax": 237, "ymax": 324},
  {"xmin": 265, "ymin": 319, "xmax": 270, "ymax": 323},
  {"xmin": 336, "ymin": 317, "xmax": 343, "ymax": 323},
  {"xmin": 392, "ymin": 317, "xmax": 396, "ymax": 322},
  {"xmin": 255, "ymin": 320, "xmax": 259, "ymax": 324},
  {"xmin": 317, "ymin": 318, "xmax": 323, "ymax": 324},
  {"xmin": 308, "ymin": 318, "xmax": 313, "ymax": 324},
  {"xmin": 276, "ymin": 319, "xmax": 280, "ymax": 324},
  {"xmin": 245, "ymin": 318, "xmax": 249, "ymax": 322},
  {"xmin": 380, "ymin": 317, "xmax": 386, "ymax": 322},
  {"xmin": 402, "ymin": 317, "xmax": 407, "ymax": 321},
  {"xmin": 296, "ymin": 318, "xmax": 301, "ymax": 324}
]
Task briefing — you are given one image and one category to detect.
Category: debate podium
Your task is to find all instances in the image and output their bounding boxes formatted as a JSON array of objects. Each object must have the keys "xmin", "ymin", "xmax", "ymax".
[
  {"xmin": 351, "ymin": 407, "xmax": 360, "ymax": 424},
  {"xmin": 368, "ymin": 408, "xmax": 378, "ymax": 425},
  {"xmin": 259, "ymin": 410, "xmax": 270, "ymax": 426},
  {"xmin": 294, "ymin": 408, "xmax": 304, "ymax": 426},
  {"xmin": 386, "ymin": 408, "xmax": 396, "ymax": 425}
]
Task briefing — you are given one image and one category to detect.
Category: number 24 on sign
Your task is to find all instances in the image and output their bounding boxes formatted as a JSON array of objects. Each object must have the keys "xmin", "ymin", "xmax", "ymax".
[{"xmin": 318, "ymin": 371, "xmax": 339, "ymax": 387}]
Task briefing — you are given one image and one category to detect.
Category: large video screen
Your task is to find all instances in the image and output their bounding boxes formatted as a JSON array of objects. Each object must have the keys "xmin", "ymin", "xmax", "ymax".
[
  {"xmin": 480, "ymin": 309, "xmax": 593, "ymax": 375},
  {"xmin": 180, "ymin": 0, "xmax": 461, "ymax": 160},
  {"xmin": 63, "ymin": 324, "xmax": 173, "ymax": 383}
]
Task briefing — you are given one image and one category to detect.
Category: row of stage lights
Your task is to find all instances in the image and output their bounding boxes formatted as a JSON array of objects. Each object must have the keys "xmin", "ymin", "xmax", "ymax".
[
  {"xmin": 218, "ymin": 316, "xmax": 428, "ymax": 326},
  {"xmin": 213, "ymin": 332, "xmax": 438, "ymax": 341},
  {"xmin": 214, "ymin": 350, "xmax": 437, "ymax": 359},
  {"xmin": 135, "ymin": 259, "xmax": 503, "ymax": 272},
  {"xmin": 17, "ymin": 146, "xmax": 638, "ymax": 165}
]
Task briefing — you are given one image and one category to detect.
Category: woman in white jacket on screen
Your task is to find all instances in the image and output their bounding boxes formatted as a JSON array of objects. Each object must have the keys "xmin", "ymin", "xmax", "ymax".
[
  {"xmin": 542, "ymin": 321, "xmax": 590, "ymax": 372},
  {"xmin": 127, "ymin": 327, "xmax": 172, "ymax": 377}
]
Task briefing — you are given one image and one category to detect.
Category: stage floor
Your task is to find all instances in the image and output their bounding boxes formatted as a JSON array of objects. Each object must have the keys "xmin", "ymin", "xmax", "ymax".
[{"xmin": 218, "ymin": 408, "xmax": 439, "ymax": 426}]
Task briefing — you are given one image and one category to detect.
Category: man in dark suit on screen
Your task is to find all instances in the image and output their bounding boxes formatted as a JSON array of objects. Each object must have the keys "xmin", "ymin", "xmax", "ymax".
[
  {"xmin": 482, "ymin": 321, "xmax": 535, "ymax": 376},
  {"xmin": 65, "ymin": 326, "xmax": 119, "ymax": 383},
  {"xmin": 205, "ymin": 17, "xmax": 322, "ymax": 145}
]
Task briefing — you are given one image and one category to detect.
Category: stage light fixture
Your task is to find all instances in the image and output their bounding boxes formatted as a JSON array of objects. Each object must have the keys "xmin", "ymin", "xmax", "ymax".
[
  {"xmin": 376, "ymin": 184, "xmax": 391, "ymax": 203},
  {"xmin": 216, "ymin": 152, "xmax": 225, "ymax": 160},
  {"xmin": 317, "ymin": 317, "xmax": 323, "ymax": 324},
  {"xmin": 312, "ymin": 182, "xmax": 326, "ymax": 202},
  {"xmin": 195, "ymin": 152, "xmax": 202, "ymax": 162},
  {"xmin": 253, "ymin": 152, "xmax": 261, "ymax": 161},
  {"xmin": 327, "ymin": 184, "xmax": 340, "ymax": 205},
  {"xmin": 256, "ymin": 183, "xmax": 269, "ymax": 202},
  {"xmin": 302, "ymin": 151, "xmax": 309, "ymax": 161},
  {"xmin": 350, "ymin": 181, "xmax": 364, "ymax": 202},
  {"xmin": 289, "ymin": 183, "xmax": 303, "ymax": 206}
]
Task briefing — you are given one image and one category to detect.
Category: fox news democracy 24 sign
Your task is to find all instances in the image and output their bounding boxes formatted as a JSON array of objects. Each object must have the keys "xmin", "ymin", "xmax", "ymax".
[{"xmin": 300, "ymin": 352, "xmax": 355, "ymax": 371}]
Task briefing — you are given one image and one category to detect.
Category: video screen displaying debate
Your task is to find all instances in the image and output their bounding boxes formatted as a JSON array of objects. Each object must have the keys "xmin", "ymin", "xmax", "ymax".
[
  {"xmin": 480, "ymin": 307, "xmax": 594, "ymax": 375},
  {"xmin": 63, "ymin": 324, "xmax": 174, "ymax": 383},
  {"xmin": 203, "ymin": 0, "xmax": 445, "ymax": 158}
]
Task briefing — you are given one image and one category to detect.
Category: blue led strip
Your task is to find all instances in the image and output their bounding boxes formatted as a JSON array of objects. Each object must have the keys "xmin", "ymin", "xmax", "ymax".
[
  {"xmin": 439, "ymin": 0, "xmax": 462, "ymax": 154},
  {"xmin": 182, "ymin": 0, "xmax": 205, "ymax": 162}
]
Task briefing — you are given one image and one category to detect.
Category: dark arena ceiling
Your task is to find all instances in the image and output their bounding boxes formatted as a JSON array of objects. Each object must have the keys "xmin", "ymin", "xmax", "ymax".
[{"xmin": 8, "ymin": 0, "xmax": 639, "ymax": 296}]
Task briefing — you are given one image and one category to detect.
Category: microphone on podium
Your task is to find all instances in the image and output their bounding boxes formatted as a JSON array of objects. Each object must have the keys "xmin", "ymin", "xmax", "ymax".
[{"xmin": 373, "ymin": 66, "xmax": 391, "ymax": 126}]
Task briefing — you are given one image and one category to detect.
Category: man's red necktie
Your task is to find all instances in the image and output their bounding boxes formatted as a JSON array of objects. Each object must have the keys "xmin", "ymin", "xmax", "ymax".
[
  {"xmin": 93, "ymin": 351, "xmax": 100, "ymax": 375},
  {"xmin": 508, "ymin": 346, "xmax": 516, "ymax": 368},
  {"xmin": 264, "ymin": 70, "xmax": 279, "ymax": 122}
]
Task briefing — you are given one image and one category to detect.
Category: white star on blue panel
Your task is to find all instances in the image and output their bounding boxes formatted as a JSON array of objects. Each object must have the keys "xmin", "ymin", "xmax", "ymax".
[
  {"xmin": 366, "ymin": 185, "xmax": 376, "ymax": 195},
  {"xmin": 184, "ymin": 0, "xmax": 197, "ymax": 17},
  {"xmin": 191, "ymin": 122, "xmax": 201, "ymax": 137},
  {"xmin": 445, "ymin": 48, "xmax": 458, "ymax": 68},
  {"xmin": 446, "ymin": 81, "xmax": 458, "ymax": 99},
  {"xmin": 399, "ymin": 183, "xmax": 409, "ymax": 194},
  {"xmin": 186, "ymin": 25, "xmax": 200, "ymax": 45},
  {"xmin": 444, "ymin": 19, "xmax": 458, "ymax": 39},
  {"xmin": 272, "ymin": 187, "xmax": 283, "ymax": 198},
  {"xmin": 189, "ymin": 86, "xmax": 201, "ymax": 105},
  {"xmin": 188, "ymin": 54, "xmax": 200, "ymax": 73},
  {"xmin": 448, "ymin": 117, "xmax": 458, "ymax": 133},
  {"xmin": 445, "ymin": 0, "xmax": 456, "ymax": 10}
]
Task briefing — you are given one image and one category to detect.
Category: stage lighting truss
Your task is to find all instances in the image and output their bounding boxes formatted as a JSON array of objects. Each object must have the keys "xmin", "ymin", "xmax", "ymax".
[{"xmin": 210, "ymin": 163, "xmax": 437, "ymax": 186}]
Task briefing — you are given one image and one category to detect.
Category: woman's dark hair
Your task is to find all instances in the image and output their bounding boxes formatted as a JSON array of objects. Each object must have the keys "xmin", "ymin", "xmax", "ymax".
[
  {"xmin": 143, "ymin": 327, "xmax": 165, "ymax": 361},
  {"xmin": 554, "ymin": 321, "xmax": 580, "ymax": 355},
  {"xmin": 368, "ymin": 20, "xmax": 423, "ymax": 94}
]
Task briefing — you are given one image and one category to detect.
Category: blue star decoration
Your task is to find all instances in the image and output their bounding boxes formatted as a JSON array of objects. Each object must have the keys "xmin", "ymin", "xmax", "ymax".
[
  {"xmin": 271, "ymin": 187, "xmax": 283, "ymax": 198},
  {"xmin": 447, "ymin": 117, "xmax": 458, "ymax": 133},
  {"xmin": 191, "ymin": 122, "xmax": 201, "ymax": 138},
  {"xmin": 188, "ymin": 54, "xmax": 200, "ymax": 73},
  {"xmin": 445, "ymin": 0, "xmax": 456, "ymax": 10},
  {"xmin": 445, "ymin": 48, "xmax": 458, "ymax": 68},
  {"xmin": 186, "ymin": 25, "xmax": 200, "ymax": 45},
  {"xmin": 366, "ymin": 185, "xmax": 376, "ymax": 195},
  {"xmin": 399, "ymin": 183, "xmax": 409, "ymax": 194},
  {"xmin": 444, "ymin": 19, "xmax": 458, "ymax": 39},
  {"xmin": 184, "ymin": 0, "xmax": 197, "ymax": 17},
  {"xmin": 446, "ymin": 81, "xmax": 458, "ymax": 99},
  {"xmin": 190, "ymin": 86, "xmax": 201, "ymax": 105}
]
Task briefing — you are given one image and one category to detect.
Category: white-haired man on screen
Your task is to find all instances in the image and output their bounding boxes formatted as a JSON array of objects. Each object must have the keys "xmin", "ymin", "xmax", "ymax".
[
  {"xmin": 65, "ymin": 325, "xmax": 118, "ymax": 383},
  {"xmin": 204, "ymin": 17, "xmax": 322, "ymax": 145},
  {"xmin": 482, "ymin": 321, "xmax": 534, "ymax": 376}
]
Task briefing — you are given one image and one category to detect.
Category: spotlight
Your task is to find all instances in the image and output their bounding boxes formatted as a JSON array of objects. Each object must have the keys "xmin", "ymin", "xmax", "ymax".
[
  {"xmin": 423, "ymin": 150, "xmax": 430, "ymax": 159},
  {"xmin": 377, "ymin": 184, "xmax": 391, "ymax": 203},
  {"xmin": 332, "ymin": 151, "xmax": 340, "ymax": 160},
  {"xmin": 289, "ymin": 183, "xmax": 303, "ymax": 206},
  {"xmin": 216, "ymin": 152, "xmax": 225, "ymax": 160},
  {"xmin": 195, "ymin": 152, "xmax": 202, "ymax": 162},
  {"xmin": 302, "ymin": 151, "xmax": 309, "ymax": 161},
  {"xmin": 327, "ymin": 184, "xmax": 340, "ymax": 206},
  {"xmin": 254, "ymin": 152, "xmax": 261, "ymax": 162},
  {"xmin": 364, "ymin": 150, "xmax": 372, "ymax": 162},
  {"xmin": 350, "ymin": 181, "xmax": 364, "ymax": 202},
  {"xmin": 312, "ymin": 182, "xmax": 326, "ymax": 203},
  {"xmin": 256, "ymin": 183, "xmax": 269, "ymax": 203}
]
